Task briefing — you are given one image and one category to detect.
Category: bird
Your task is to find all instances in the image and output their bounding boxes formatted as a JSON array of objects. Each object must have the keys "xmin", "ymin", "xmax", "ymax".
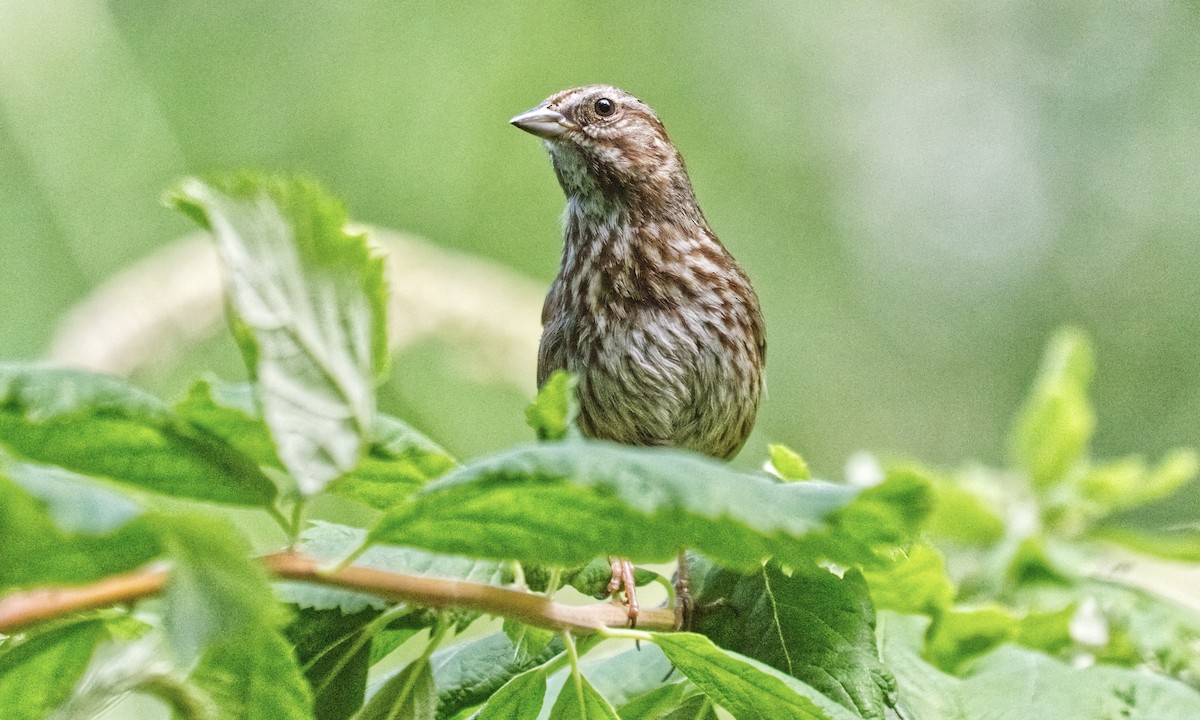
[{"xmin": 510, "ymin": 85, "xmax": 766, "ymax": 627}]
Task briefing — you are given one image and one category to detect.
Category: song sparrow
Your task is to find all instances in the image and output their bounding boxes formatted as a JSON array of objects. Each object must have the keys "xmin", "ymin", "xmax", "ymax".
[{"xmin": 511, "ymin": 85, "xmax": 766, "ymax": 625}]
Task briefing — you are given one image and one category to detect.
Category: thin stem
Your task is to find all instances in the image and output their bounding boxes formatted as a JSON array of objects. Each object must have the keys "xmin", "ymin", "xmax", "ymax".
[
  {"xmin": 544, "ymin": 567, "xmax": 563, "ymax": 598},
  {"xmin": 561, "ymin": 630, "xmax": 585, "ymax": 709},
  {"xmin": 288, "ymin": 498, "xmax": 306, "ymax": 547},
  {"xmin": 0, "ymin": 551, "xmax": 675, "ymax": 636}
]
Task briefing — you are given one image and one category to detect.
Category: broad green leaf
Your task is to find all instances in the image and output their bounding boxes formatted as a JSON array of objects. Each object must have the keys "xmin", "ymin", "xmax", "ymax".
[
  {"xmin": 358, "ymin": 658, "xmax": 437, "ymax": 720},
  {"xmin": 169, "ymin": 175, "xmax": 388, "ymax": 496},
  {"xmin": 614, "ymin": 684, "xmax": 689, "ymax": 720},
  {"xmin": 0, "ymin": 620, "xmax": 104, "ymax": 720},
  {"xmin": 286, "ymin": 607, "xmax": 380, "ymax": 720},
  {"xmin": 175, "ymin": 378, "xmax": 286, "ymax": 472},
  {"xmin": 880, "ymin": 611, "xmax": 1200, "ymax": 720},
  {"xmin": 161, "ymin": 516, "xmax": 282, "ymax": 664},
  {"xmin": 189, "ymin": 628, "xmax": 314, "ymax": 720},
  {"xmin": 649, "ymin": 633, "xmax": 857, "ymax": 720},
  {"xmin": 0, "ymin": 365, "xmax": 275, "ymax": 506},
  {"xmin": 502, "ymin": 619, "xmax": 555, "ymax": 666},
  {"xmin": 0, "ymin": 458, "xmax": 161, "ymax": 590},
  {"xmin": 432, "ymin": 631, "xmax": 564, "ymax": 717},
  {"xmin": 862, "ymin": 543, "xmax": 955, "ymax": 615},
  {"xmin": 475, "ymin": 666, "xmax": 547, "ymax": 720},
  {"xmin": 875, "ymin": 613, "xmax": 967, "ymax": 720},
  {"xmin": 370, "ymin": 441, "xmax": 923, "ymax": 570},
  {"xmin": 527, "ymin": 370, "xmax": 579, "ymax": 441},
  {"xmin": 549, "ymin": 673, "xmax": 620, "ymax": 720},
  {"xmin": 178, "ymin": 379, "xmax": 453, "ymax": 510},
  {"xmin": 598, "ymin": 687, "xmax": 715, "ymax": 720},
  {"xmin": 768, "ymin": 444, "xmax": 811, "ymax": 481},
  {"xmin": 328, "ymin": 414, "xmax": 457, "ymax": 511},
  {"xmin": 690, "ymin": 561, "xmax": 894, "ymax": 719},
  {"xmin": 1011, "ymin": 328, "xmax": 1095, "ymax": 488},
  {"xmin": 578, "ymin": 643, "xmax": 676, "ymax": 709}
]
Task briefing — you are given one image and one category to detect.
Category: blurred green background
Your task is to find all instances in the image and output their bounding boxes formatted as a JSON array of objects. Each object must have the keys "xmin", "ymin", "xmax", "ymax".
[{"xmin": 1, "ymin": 1, "xmax": 1197, "ymax": 479}]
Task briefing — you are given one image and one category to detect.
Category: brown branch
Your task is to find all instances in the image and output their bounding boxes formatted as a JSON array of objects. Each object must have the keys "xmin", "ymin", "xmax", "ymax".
[{"xmin": 0, "ymin": 551, "xmax": 675, "ymax": 636}]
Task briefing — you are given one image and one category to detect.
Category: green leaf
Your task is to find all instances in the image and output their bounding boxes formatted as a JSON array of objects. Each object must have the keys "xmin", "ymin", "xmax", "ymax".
[
  {"xmin": 475, "ymin": 666, "xmax": 547, "ymax": 720},
  {"xmin": 0, "ymin": 620, "xmax": 104, "ymax": 720},
  {"xmin": 577, "ymin": 643, "xmax": 676, "ymax": 709},
  {"xmin": 768, "ymin": 444, "xmax": 811, "ymax": 481},
  {"xmin": 649, "ymin": 633, "xmax": 857, "ymax": 720},
  {"xmin": 358, "ymin": 658, "xmax": 437, "ymax": 720},
  {"xmin": 169, "ymin": 174, "xmax": 388, "ymax": 496},
  {"xmin": 502, "ymin": 619, "xmax": 555, "ymax": 666},
  {"xmin": 175, "ymin": 378, "xmax": 286, "ymax": 472},
  {"xmin": 0, "ymin": 364, "xmax": 275, "ymax": 506},
  {"xmin": 1077, "ymin": 449, "xmax": 1199, "ymax": 518},
  {"xmin": 328, "ymin": 414, "xmax": 456, "ymax": 511},
  {"xmin": 862, "ymin": 543, "xmax": 956, "ymax": 615},
  {"xmin": 285, "ymin": 607, "xmax": 380, "ymax": 720},
  {"xmin": 1011, "ymin": 328, "xmax": 1096, "ymax": 488},
  {"xmin": 189, "ymin": 628, "xmax": 314, "ymax": 720},
  {"xmin": 178, "ymin": 379, "xmax": 454, "ymax": 510},
  {"xmin": 549, "ymin": 673, "xmax": 620, "ymax": 720},
  {"xmin": 161, "ymin": 516, "xmax": 282, "ymax": 664},
  {"xmin": 880, "ymin": 612, "xmax": 1200, "ymax": 719},
  {"xmin": 370, "ymin": 440, "xmax": 922, "ymax": 570},
  {"xmin": 691, "ymin": 560, "xmax": 894, "ymax": 719},
  {"xmin": 924, "ymin": 603, "xmax": 1075, "ymax": 674},
  {"xmin": 432, "ymin": 631, "xmax": 563, "ymax": 717},
  {"xmin": 526, "ymin": 370, "xmax": 579, "ymax": 441},
  {"xmin": 901, "ymin": 464, "xmax": 1006, "ymax": 545},
  {"xmin": 0, "ymin": 457, "xmax": 162, "ymax": 590}
]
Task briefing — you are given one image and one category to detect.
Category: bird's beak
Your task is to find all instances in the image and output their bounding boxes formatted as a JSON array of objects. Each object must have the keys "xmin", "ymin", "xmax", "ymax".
[{"xmin": 509, "ymin": 103, "xmax": 576, "ymax": 139}]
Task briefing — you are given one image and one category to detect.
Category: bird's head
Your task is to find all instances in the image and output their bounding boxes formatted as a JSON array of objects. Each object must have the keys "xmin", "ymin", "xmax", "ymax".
[{"xmin": 511, "ymin": 85, "xmax": 691, "ymax": 207}]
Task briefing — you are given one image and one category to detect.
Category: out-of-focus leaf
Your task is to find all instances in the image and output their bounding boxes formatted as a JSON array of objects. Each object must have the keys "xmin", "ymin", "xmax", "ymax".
[
  {"xmin": 357, "ymin": 658, "xmax": 436, "ymax": 720},
  {"xmin": 548, "ymin": 673, "xmax": 620, "ymax": 720},
  {"xmin": 0, "ymin": 457, "xmax": 161, "ymax": 590},
  {"xmin": 1077, "ymin": 449, "xmax": 1199, "ymax": 518},
  {"xmin": 189, "ymin": 628, "xmax": 313, "ymax": 720},
  {"xmin": 768, "ymin": 444, "xmax": 811, "ymax": 481},
  {"xmin": 911, "ymin": 465, "xmax": 1006, "ymax": 545},
  {"xmin": 474, "ymin": 666, "xmax": 547, "ymax": 719},
  {"xmin": 1011, "ymin": 328, "xmax": 1095, "ymax": 488},
  {"xmin": 881, "ymin": 612, "xmax": 1200, "ymax": 720},
  {"xmin": 649, "ymin": 632, "xmax": 857, "ymax": 720},
  {"xmin": 691, "ymin": 560, "xmax": 894, "ymax": 719},
  {"xmin": 1091, "ymin": 524, "xmax": 1200, "ymax": 562},
  {"xmin": 169, "ymin": 175, "xmax": 387, "ymax": 496},
  {"xmin": 179, "ymin": 379, "xmax": 453, "ymax": 510},
  {"xmin": 0, "ymin": 364, "xmax": 275, "ymax": 506},
  {"xmin": 924, "ymin": 603, "xmax": 1075, "ymax": 673},
  {"xmin": 0, "ymin": 620, "xmax": 104, "ymax": 720},
  {"xmin": 863, "ymin": 543, "xmax": 956, "ymax": 615},
  {"xmin": 431, "ymin": 631, "xmax": 563, "ymax": 718},
  {"xmin": 161, "ymin": 516, "xmax": 282, "ymax": 665},
  {"xmin": 369, "ymin": 441, "xmax": 925, "ymax": 571},
  {"xmin": 526, "ymin": 370, "xmax": 578, "ymax": 441},
  {"xmin": 328, "ymin": 414, "xmax": 456, "ymax": 511}
]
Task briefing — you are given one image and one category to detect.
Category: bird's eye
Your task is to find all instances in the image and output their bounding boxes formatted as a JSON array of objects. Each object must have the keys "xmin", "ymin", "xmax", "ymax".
[{"xmin": 594, "ymin": 97, "xmax": 616, "ymax": 117}]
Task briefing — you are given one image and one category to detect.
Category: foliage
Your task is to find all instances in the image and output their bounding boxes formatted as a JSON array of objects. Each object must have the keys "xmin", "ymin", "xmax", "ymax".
[{"xmin": 0, "ymin": 175, "xmax": 1196, "ymax": 718}]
